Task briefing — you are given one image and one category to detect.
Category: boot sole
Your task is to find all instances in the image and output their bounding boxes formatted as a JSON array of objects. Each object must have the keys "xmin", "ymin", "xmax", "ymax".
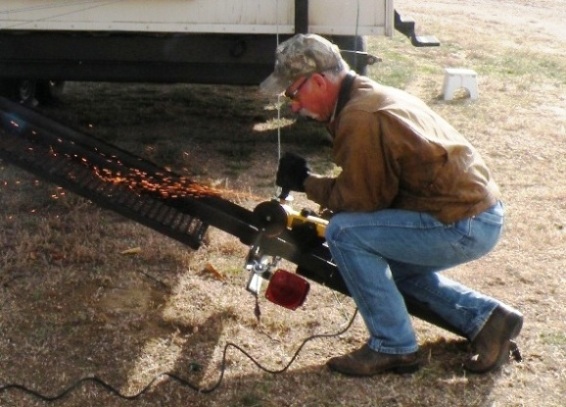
[{"xmin": 391, "ymin": 363, "xmax": 420, "ymax": 375}]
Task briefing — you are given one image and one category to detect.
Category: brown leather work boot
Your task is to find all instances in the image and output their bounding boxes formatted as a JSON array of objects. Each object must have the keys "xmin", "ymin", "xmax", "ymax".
[
  {"xmin": 326, "ymin": 344, "xmax": 419, "ymax": 377},
  {"xmin": 464, "ymin": 304, "xmax": 523, "ymax": 373}
]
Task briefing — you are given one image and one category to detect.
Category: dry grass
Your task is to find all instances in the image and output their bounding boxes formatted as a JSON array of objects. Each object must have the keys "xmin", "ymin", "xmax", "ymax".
[{"xmin": 1, "ymin": 0, "xmax": 566, "ymax": 406}]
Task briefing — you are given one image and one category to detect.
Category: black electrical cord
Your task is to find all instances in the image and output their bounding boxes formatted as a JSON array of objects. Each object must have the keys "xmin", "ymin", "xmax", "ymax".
[{"xmin": 0, "ymin": 309, "xmax": 358, "ymax": 402}]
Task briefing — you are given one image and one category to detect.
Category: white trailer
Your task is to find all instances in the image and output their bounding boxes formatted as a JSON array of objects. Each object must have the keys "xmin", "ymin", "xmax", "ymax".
[{"xmin": 0, "ymin": 0, "xmax": 435, "ymax": 104}]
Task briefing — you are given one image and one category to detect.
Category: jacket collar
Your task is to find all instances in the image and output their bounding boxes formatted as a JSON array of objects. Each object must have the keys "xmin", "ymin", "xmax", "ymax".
[{"xmin": 330, "ymin": 70, "xmax": 357, "ymax": 123}]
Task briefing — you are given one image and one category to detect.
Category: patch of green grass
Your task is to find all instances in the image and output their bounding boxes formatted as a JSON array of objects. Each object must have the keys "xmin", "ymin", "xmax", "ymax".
[
  {"xmin": 366, "ymin": 37, "xmax": 421, "ymax": 89},
  {"xmin": 540, "ymin": 331, "xmax": 566, "ymax": 346},
  {"xmin": 368, "ymin": 53, "xmax": 415, "ymax": 89},
  {"xmin": 471, "ymin": 49, "xmax": 566, "ymax": 85}
]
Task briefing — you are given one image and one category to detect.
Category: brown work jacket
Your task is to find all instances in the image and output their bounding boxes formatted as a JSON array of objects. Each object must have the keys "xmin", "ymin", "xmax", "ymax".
[{"xmin": 303, "ymin": 75, "xmax": 499, "ymax": 224}]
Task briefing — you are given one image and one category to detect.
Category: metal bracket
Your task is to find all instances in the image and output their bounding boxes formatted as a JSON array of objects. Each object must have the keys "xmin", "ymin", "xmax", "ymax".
[
  {"xmin": 295, "ymin": 0, "xmax": 309, "ymax": 34},
  {"xmin": 394, "ymin": 10, "xmax": 440, "ymax": 47}
]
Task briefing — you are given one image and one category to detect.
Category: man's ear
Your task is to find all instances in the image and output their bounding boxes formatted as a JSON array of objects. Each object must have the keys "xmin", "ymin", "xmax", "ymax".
[{"xmin": 311, "ymin": 73, "xmax": 327, "ymax": 91}]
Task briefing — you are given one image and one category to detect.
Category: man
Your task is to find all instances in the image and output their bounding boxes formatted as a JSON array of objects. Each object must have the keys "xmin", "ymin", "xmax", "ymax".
[{"xmin": 260, "ymin": 33, "xmax": 523, "ymax": 377}]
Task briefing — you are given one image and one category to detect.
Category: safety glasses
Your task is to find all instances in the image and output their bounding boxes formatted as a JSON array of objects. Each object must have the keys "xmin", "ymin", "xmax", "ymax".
[{"xmin": 284, "ymin": 75, "xmax": 311, "ymax": 101}]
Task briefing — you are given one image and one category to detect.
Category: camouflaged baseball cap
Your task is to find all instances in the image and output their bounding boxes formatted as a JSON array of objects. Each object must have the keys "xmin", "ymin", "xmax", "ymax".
[{"xmin": 260, "ymin": 33, "xmax": 343, "ymax": 95}]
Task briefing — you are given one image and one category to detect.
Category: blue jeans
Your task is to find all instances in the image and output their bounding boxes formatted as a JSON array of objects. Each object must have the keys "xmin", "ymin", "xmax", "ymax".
[{"xmin": 325, "ymin": 202, "xmax": 504, "ymax": 355}]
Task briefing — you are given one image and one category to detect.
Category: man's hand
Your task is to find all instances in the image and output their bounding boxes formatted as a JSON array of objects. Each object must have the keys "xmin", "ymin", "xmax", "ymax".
[{"xmin": 276, "ymin": 152, "xmax": 310, "ymax": 192}]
